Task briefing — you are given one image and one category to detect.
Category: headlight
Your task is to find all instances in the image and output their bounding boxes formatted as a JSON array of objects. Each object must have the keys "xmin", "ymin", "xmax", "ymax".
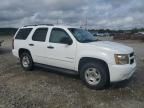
[{"xmin": 114, "ymin": 54, "xmax": 129, "ymax": 65}]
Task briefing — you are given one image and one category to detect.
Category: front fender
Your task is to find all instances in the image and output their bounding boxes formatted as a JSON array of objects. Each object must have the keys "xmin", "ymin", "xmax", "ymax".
[{"xmin": 75, "ymin": 51, "xmax": 114, "ymax": 71}]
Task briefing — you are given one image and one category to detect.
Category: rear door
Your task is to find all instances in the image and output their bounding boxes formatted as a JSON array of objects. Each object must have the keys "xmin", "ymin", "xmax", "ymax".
[{"xmin": 28, "ymin": 27, "xmax": 49, "ymax": 64}]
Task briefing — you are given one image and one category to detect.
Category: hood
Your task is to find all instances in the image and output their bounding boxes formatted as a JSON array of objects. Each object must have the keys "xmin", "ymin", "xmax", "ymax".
[{"xmin": 88, "ymin": 41, "xmax": 133, "ymax": 54}]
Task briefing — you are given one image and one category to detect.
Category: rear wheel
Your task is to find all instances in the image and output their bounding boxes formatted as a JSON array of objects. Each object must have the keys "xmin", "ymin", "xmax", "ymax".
[
  {"xmin": 80, "ymin": 62, "xmax": 109, "ymax": 90},
  {"xmin": 20, "ymin": 52, "xmax": 33, "ymax": 71}
]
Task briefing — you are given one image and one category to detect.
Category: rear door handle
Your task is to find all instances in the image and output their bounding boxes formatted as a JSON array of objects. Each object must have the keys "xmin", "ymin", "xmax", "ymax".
[
  {"xmin": 47, "ymin": 46, "xmax": 54, "ymax": 49},
  {"xmin": 29, "ymin": 44, "xmax": 34, "ymax": 46}
]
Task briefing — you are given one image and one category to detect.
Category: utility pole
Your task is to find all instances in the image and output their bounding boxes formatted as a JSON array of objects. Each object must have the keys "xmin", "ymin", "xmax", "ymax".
[
  {"xmin": 85, "ymin": 16, "xmax": 88, "ymax": 30},
  {"xmin": 80, "ymin": 19, "xmax": 83, "ymax": 28},
  {"xmin": 56, "ymin": 18, "xmax": 59, "ymax": 24}
]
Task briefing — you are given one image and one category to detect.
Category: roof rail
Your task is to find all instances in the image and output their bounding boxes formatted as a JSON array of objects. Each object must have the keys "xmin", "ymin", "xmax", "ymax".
[
  {"xmin": 38, "ymin": 24, "xmax": 54, "ymax": 26},
  {"xmin": 23, "ymin": 25, "xmax": 37, "ymax": 27},
  {"xmin": 24, "ymin": 24, "xmax": 54, "ymax": 27}
]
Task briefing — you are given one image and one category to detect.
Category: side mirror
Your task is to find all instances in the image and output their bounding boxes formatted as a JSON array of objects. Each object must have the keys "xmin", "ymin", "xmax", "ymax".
[{"xmin": 61, "ymin": 37, "xmax": 73, "ymax": 45}]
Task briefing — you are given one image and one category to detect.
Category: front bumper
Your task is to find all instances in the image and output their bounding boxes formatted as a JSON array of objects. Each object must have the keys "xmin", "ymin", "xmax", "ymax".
[{"xmin": 109, "ymin": 62, "xmax": 136, "ymax": 82}]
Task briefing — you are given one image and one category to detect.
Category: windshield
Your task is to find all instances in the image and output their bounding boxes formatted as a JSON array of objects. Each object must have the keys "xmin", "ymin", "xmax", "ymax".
[{"xmin": 69, "ymin": 28, "xmax": 97, "ymax": 43}]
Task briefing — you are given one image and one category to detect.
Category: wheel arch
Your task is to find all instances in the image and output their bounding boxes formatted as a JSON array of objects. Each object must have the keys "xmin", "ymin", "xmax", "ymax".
[
  {"xmin": 18, "ymin": 48, "xmax": 32, "ymax": 58},
  {"xmin": 78, "ymin": 57, "xmax": 110, "ymax": 81}
]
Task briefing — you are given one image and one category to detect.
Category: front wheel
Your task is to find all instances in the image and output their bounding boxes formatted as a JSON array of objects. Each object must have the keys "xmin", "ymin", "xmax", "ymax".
[
  {"xmin": 20, "ymin": 52, "xmax": 33, "ymax": 71},
  {"xmin": 80, "ymin": 62, "xmax": 109, "ymax": 90}
]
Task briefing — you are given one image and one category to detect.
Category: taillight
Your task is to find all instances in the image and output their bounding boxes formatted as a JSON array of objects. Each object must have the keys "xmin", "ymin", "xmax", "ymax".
[{"xmin": 12, "ymin": 38, "xmax": 14, "ymax": 49}]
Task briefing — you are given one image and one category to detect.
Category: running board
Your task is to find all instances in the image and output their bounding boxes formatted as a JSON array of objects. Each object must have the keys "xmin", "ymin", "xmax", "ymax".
[{"xmin": 34, "ymin": 63, "xmax": 79, "ymax": 75}]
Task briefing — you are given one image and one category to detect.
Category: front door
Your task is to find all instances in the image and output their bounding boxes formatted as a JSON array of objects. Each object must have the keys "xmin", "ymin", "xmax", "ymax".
[{"xmin": 46, "ymin": 28, "xmax": 76, "ymax": 70}]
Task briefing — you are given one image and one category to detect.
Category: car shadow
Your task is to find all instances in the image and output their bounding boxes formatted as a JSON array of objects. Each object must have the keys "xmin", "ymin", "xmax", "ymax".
[
  {"xmin": 10, "ymin": 61, "xmax": 135, "ymax": 90},
  {"xmin": 109, "ymin": 77, "xmax": 135, "ymax": 90},
  {"xmin": 34, "ymin": 65, "xmax": 136, "ymax": 90},
  {"xmin": 34, "ymin": 66, "xmax": 80, "ymax": 80}
]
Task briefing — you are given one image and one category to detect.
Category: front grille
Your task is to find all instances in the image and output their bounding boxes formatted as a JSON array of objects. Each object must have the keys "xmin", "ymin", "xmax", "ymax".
[
  {"xmin": 129, "ymin": 52, "xmax": 135, "ymax": 64},
  {"xmin": 130, "ymin": 59, "xmax": 134, "ymax": 64},
  {"xmin": 130, "ymin": 52, "xmax": 134, "ymax": 57}
]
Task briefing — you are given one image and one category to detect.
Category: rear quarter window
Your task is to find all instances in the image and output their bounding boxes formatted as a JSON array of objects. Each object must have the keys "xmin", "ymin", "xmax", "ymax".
[{"xmin": 15, "ymin": 28, "xmax": 32, "ymax": 40}]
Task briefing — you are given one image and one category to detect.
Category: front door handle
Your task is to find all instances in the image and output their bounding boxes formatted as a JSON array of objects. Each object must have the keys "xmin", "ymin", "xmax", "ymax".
[
  {"xmin": 29, "ymin": 44, "xmax": 34, "ymax": 46},
  {"xmin": 47, "ymin": 46, "xmax": 54, "ymax": 49}
]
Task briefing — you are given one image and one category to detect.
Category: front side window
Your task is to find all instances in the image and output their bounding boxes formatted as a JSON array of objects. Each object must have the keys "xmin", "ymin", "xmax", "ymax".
[
  {"xmin": 32, "ymin": 28, "xmax": 48, "ymax": 42},
  {"xmin": 15, "ymin": 28, "xmax": 32, "ymax": 40},
  {"xmin": 49, "ymin": 28, "xmax": 72, "ymax": 44}
]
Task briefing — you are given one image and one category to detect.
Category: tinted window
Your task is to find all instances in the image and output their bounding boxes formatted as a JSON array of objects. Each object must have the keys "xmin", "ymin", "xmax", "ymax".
[
  {"xmin": 32, "ymin": 28, "xmax": 48, "ymax": 42},
  {"xmin": 49, "ymin": 28, "xmax": 71, "ymax": 44},
  {"xmin": 15, "ymin": 28, "xmax": 32, "ymax": 40}
]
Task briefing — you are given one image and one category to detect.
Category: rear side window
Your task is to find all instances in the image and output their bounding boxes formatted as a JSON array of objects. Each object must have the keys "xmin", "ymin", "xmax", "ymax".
[
  {"xmin": 15, "ymin": 28, "xmax": 32, "ymax": 40},
  {"xmin": 32, "ymin": 28, "xmax": 48, "ymax": 42}
]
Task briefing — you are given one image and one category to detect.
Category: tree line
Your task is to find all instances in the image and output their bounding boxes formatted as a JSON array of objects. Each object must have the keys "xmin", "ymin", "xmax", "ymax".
[{"xmin": 0, "ymin": 27, "xmax": 144, "ymax": 36}]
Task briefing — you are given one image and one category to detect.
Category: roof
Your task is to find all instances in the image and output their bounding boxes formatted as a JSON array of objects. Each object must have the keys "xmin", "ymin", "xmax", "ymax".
[
  {"xmin": 22, "ymin": 24, "xmax": 79, "ymax": 29},
  {"xmin": 23, "ymin": 24, "xmax": 54, "ymax": 27}
]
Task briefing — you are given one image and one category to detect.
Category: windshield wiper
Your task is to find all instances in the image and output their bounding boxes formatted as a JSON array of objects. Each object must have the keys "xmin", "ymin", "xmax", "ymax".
[{"xmin": 82, "ymin": 39, "xmax": 99, "ymax": 43}]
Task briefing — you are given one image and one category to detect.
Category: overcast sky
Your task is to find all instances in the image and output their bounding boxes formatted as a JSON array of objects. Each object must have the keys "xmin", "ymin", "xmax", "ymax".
[{"xmin": 0, "ymin": 0, "xmax": 144, "ymax": 29}]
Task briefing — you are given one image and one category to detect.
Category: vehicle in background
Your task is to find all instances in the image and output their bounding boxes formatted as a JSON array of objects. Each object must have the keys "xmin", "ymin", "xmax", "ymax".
[
  {"xmin": 0, "ymin": 40, "xmax": 4, "ymax": 47},
  {"xmin": 93, "ymin": 32, "xmax": 110, "ymax": 37},
  {"xmin": 92, "ymin": 32, "xmax": 113, "ymax": 41}
]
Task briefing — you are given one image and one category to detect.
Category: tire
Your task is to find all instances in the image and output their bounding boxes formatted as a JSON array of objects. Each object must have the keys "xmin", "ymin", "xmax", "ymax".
[
  {"xmin": 20, "ymin": 52, "xmax": 33, "ymax": 71},
  {"xmin": 80, "ymin": 62, "xmax": 109, "ymax": 90}
]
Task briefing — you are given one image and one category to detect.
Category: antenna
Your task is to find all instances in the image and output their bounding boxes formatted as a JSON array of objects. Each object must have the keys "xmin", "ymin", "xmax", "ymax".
[{"xmin": 85, "ymin": 16, "xmax": 88, "ymax": 30}]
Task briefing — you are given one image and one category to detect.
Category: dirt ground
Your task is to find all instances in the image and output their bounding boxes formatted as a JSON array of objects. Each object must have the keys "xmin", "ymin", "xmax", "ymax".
[{"xmin": 0, "ymin": 36, "xmax": 144, "ymax": 108}]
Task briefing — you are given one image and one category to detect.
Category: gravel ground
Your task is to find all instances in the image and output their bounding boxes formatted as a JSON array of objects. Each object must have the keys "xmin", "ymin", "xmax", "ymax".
[{"xmin": 0, "ymin": 36, "xmax": 144, "ymax": 108}]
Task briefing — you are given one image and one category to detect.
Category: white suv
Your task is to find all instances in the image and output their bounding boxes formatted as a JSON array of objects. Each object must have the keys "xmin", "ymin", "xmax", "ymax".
[{"xmin": 12, "ymin": 24, "xmax": 136, "ymax": 89}]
